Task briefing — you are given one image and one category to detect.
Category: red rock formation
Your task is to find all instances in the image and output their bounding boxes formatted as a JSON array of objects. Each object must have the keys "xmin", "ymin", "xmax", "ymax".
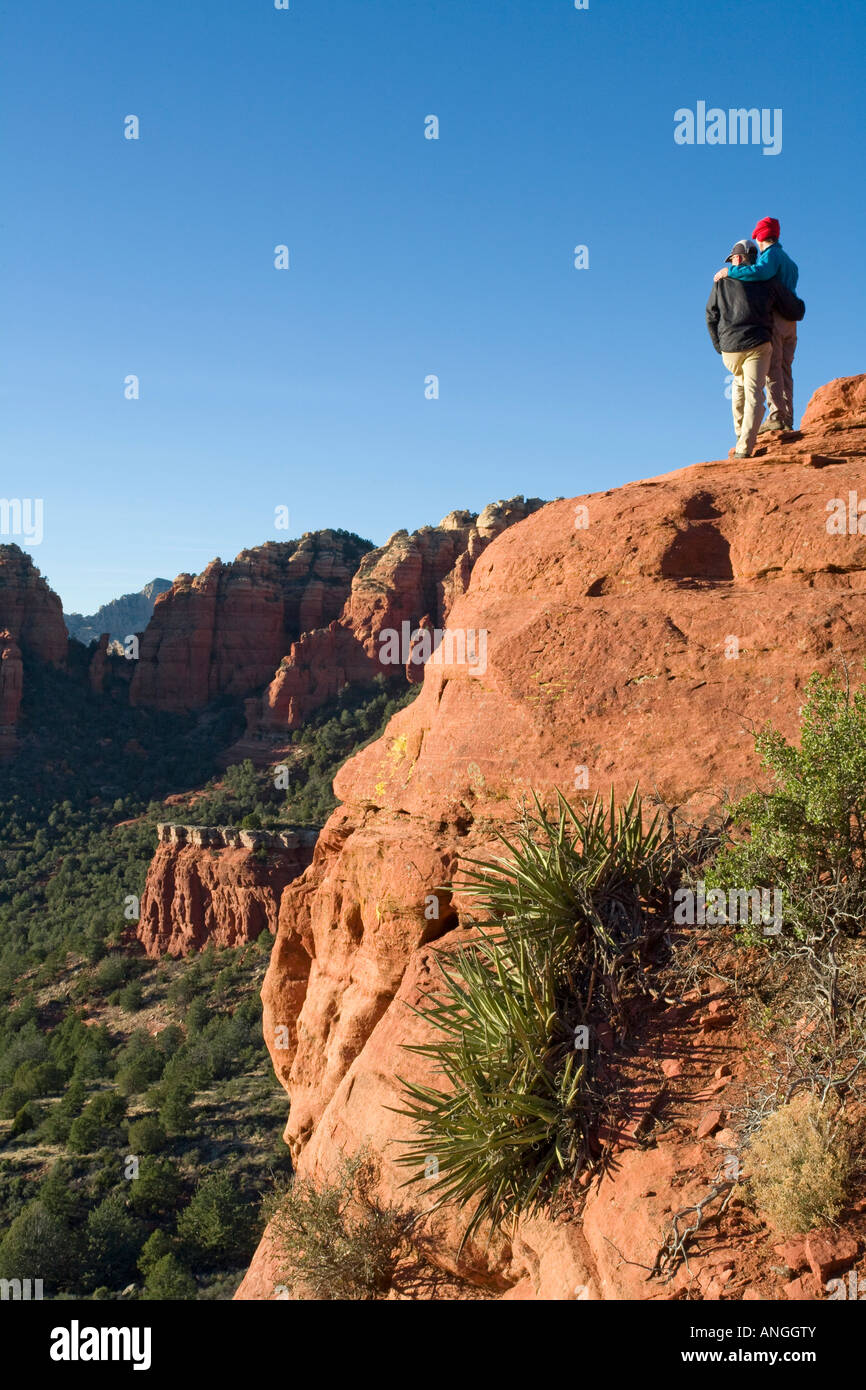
[
  {"xmin": 800, "ymin": 372, "xmax": 866, "ymax": 431},
  {"xmin": 258, "ymin": 499, "xmax": 545, "ymax": 732},
  {"xmin": 136, "ymin": 825, "xmax": 316, "ymax": 957},
  {"xmin": 129, "ymin": 532, "xmax": 371, "ymax": 713},
  {"xmin": 0, "ymin": 545, "xmax": 67, "ymax": 664},
  {"xmin": 0, "ymin": 545, "xmax": 68, "ymax": 756},
  {"xmin": 88, "ymin": 633, "xmax": 110, "ymax": 694},
  {"xmin": 238, "ymin": 375, "xmax": 866, "ymax": 1299},
  {"xmin": 0, "ymin": 631, "xmax": 23, "ymax": 758}
]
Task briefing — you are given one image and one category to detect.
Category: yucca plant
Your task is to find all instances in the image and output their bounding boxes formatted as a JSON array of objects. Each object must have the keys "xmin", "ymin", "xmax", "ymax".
[{"xmin": 394, "ymin": 787, "xmax": 677, "ymax": 1246}]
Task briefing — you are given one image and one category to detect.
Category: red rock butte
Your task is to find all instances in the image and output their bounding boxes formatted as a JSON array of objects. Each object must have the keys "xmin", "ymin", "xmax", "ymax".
[{"xmin": 232, "ymin": 373, "xmax": 866, "ymax": 1300}]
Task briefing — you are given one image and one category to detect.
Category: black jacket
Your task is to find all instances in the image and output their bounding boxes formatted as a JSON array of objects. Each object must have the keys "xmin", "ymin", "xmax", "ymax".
[{"xmin": 706, "ymin": 275, "xmax": 805, "ymax": 355}]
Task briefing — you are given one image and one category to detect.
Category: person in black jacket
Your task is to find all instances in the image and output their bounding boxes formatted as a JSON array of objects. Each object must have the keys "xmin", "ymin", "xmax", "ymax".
[{"xmin": 707, "ymin": 240, "xmax": 805, "ymax": 458}]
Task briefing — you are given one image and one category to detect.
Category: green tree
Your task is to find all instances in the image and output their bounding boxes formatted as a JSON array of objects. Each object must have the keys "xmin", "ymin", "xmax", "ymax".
[
  {"xmin": 68, "ymin": 1092, "xmax": 126, "ymax": 1153},
  {"xmin": 38, "ymin": 1160, "xmax": 84, "ymax": 1223},
  {"xmin": 137, "ymin": 1228, "xmax": 174, "ymax": 1277},
  {"xmin": 83, "ymin": 1192, "xmax": 145, "ymax": 1292},
  {"xmin": 159, "ymin": 1082, "xmax": 195, "ymax": 1136},
  {"xmin": 185, "ymin": 996, "xmax": 210, "ymax": 1035},
  {"xmin": 177, "ymin": 1173, "xmax": 255, "ymax": 1269},
  {"xmin": 127, "ymin": 1157, "xmax": 184, "ymax": 1220},
  {"xmin": 142, "ymin": 1252, "xmax": 197, "ymax": 1300},
  {"xmin": 0, "ymin": 1204, "xmax": 78, "ymax": 1293}
]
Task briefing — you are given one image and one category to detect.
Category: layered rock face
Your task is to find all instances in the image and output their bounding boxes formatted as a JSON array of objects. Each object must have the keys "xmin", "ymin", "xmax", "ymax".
[
  {"xmin": 129, "ymin": 532, "xmax": 372, "ymax": 712},
  {"xmin": 239, "ymin": 375, "xmax": 866, "ymax": 1299},
  {"xmin": 137, "ymin": 824, "xmax": 317, "ymax": 957},
  {"xmin": 0, "ymin": 545, "xmax": 68, "ymax": 755},
  {"xmin": 258, "ymin": 498, "xmax": 545, "ymax": 731}
]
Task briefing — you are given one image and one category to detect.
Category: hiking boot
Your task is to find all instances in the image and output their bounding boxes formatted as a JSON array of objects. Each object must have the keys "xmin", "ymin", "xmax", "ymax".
[{"xmin": 757, "ymin": 416, "xmax": 784, "ymax": 434}]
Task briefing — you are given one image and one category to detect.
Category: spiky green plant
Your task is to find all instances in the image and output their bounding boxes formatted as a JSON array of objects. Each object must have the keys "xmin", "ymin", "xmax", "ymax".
[{"xmin": 394, "ymin": 788, "xmax": 677, "ymax": 1246}]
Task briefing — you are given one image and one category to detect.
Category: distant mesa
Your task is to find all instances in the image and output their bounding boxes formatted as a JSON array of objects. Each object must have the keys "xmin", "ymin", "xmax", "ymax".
[
  {"xmin": 65, "ymin": 577, "xmax": 172, "ymax": 646},
  {"xmin": 136, "ymin": 822, "xmax": 319, "ymax": 957}
]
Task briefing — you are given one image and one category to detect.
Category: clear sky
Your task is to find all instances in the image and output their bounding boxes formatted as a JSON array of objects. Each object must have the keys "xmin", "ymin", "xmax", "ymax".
[{"xmin": 2, "ymin": 0, "xmax": 864, "ymax": 613}]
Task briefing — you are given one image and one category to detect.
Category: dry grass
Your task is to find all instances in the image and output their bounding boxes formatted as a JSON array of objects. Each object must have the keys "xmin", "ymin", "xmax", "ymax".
[{"xmin": 747, "ymin": 1091, "xmax": 853, "ymax": 1236}]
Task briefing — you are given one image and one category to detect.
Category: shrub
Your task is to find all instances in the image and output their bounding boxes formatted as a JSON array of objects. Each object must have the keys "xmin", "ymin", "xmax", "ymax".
[
  {"xmin": 94, "ymin": 955, "xmax": 134, "ymax": 994},
  {"xmin": 10, "ymin": 1101, "xmax": 42, "ymax": 1137},
  {"xmin": 396, "ymin": 788, "xmax": 677, "ymax": 1244},
  {"xmin": 747, "ymin": 1091, "xmax": 852, "ymax": 1235},
  {"xmin": 12, "ymin": 1059, "xmax": 63, "ymax": 1098},
  {"xmin": 265, "ymin": 1154, "xmax": 410, "ymax": 1299},
  {"xmin": 90, "ymin": 1092, "xmax": 126, "ymax": 1126},
  {"xmin": 67, "ymin": 1111, "xmax": 100, "ymax": 1154},
  {"xmin": 185, "ymin": 996, "xmax": 210, "ymax": 1035},
  {"xmin": 119, "ymin": 981, "xmax": 144, "ymax": 1013},
  {"xmin": 707, "ymin": 666, "xmax": 866, "ymax": 941},
  {"xmin": 38, "ymin": 1160, "xmax": 84, "ymax": 1223},
  {"xmin": 59, "ymin": 1079, "xmax": 88, "ymax": 1117},
  {"xmin": 167, "ymin": 965, "xmax": 206, "ymax": 1007},
  {"xmin": 126, "ymin": 1114, "xmax": 167, "ymax": 1154},
  {"xmin": 155, "ymin": 1024, "xmax": 184, "ymax": 1056}
]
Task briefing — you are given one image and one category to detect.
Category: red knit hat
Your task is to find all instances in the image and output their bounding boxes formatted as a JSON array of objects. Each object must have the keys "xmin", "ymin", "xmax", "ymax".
[{"xmin": 752, "ymin": 216, "xmax": 781, "ymax": 242}]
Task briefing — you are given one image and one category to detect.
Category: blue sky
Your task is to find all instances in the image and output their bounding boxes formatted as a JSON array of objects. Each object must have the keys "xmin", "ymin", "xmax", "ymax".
[{"xmin": 2, "ymin": 0, "xmax": 864, "ymax": 613}]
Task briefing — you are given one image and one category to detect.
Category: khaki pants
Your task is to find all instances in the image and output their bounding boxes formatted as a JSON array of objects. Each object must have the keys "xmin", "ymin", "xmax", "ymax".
[
  {"xmin": 723, "ymin": 341, "xmax": 772, "ymax": 454},
  {"xmin": 765, "ymin": 312, "xmax": 798, "ymax": 426}
]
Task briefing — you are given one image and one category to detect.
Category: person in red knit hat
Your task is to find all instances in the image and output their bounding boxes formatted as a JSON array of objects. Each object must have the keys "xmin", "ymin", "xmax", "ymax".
[{"xmin": 713, "ymin": 217, "xmax": 800, "ymax": 432}]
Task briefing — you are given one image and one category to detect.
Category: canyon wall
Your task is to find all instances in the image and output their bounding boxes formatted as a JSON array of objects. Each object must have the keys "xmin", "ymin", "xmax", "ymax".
[
  {"xmin": 0, "ymin": 545, "xmax": 68, "ymax": 756},
  {"xmin": 257, "ymin": 498, "xmax": 546, "ymax": 733},
  {"xmin": 129, "ymin": 532, "xmax": 372, "ymax": 713},
  {"xmin": 128, "ymin": 504, "xmax": 545, "ymax": 738}
]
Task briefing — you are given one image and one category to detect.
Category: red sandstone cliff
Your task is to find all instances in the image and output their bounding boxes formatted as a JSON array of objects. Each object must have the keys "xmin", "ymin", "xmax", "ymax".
[
  {"xmin": 136, "ymin": 824, "xmax": 316, "ymax": 957},
  {"xmin": 236, "ymin": 375, "xmax": 866, "ymax": 1301},
  {"xmin": 255, "ymin": 498, "xmax": 545, "ymax": 733},
  {"xmin": 0, "ymin": 545, "xmax": 68, "ymax": 756},
  {"xmin": 129, "ymin": 532, "xmax": 372, "ymax": 713}
]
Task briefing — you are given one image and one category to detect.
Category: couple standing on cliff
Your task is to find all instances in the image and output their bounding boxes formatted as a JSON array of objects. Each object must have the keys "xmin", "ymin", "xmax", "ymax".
[{"xmin": 706, "ymin": 215, "xmax": 805, "ymax": 459}]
